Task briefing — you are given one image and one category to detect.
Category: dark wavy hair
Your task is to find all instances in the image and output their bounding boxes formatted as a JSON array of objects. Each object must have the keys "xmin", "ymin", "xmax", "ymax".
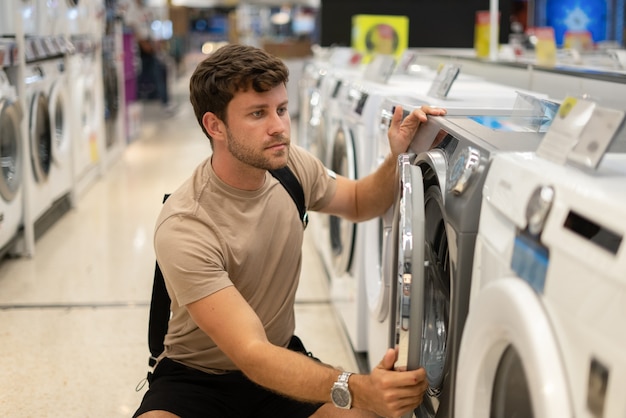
[{"xmin": 189, "ymin": 44, "xmax": 290, "ymax": 145}]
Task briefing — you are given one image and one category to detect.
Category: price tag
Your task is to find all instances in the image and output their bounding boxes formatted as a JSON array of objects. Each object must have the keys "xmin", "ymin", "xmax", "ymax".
[
  {"xmin": 567, "ymin": 106, "xmax": 625, "ymax": 169},
  {"xmin": 536, "ymin": 97, "xmax": 595, "ymax": 164},
  {"xmin": 427, "ymin": 63, "xmax": 460, "ymax": 99},
  {"xmin": 363, "ymin": 54, "xmax": 396, "ymax": 83}
]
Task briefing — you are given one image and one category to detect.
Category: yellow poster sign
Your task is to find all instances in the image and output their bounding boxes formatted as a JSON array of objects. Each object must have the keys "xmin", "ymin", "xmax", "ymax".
[{"xmin": 351, "ymin": 14, "xmax": 409, "ymax": 63}]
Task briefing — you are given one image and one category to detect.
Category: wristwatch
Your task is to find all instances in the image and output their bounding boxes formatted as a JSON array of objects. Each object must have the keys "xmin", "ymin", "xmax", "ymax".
[{"xmin": 330, "ymin": 371, "xmax": 353, "ymax": 409}]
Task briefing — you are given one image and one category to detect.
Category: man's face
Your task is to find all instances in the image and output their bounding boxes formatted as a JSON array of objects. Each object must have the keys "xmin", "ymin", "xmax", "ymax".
[{"xmin": 223, "ymin": 84, "xmax": 291, "ymax": 171}]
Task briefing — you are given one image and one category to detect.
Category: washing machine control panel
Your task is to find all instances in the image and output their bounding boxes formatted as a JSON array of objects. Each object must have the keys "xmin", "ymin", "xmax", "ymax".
[{"xmin": 448, "ymin": 146, "xmax": 481, "ymax": 195}]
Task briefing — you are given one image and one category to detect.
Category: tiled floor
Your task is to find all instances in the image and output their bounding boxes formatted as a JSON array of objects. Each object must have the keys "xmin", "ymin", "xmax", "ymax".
[{"xmin": 0, "ymin": 71, "xmax": 358, "ymax": 417}]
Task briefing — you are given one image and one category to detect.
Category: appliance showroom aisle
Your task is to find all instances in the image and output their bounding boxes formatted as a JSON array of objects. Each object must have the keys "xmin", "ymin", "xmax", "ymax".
[{"xmin": 0, "ymin": 72, "xmax": 358, "ymax": 417}]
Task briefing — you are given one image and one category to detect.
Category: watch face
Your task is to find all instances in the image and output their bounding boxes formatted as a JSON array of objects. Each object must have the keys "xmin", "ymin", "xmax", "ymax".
[{"xmin": 331, "ymin": 386, "xmax": 351, "ymax": 408}]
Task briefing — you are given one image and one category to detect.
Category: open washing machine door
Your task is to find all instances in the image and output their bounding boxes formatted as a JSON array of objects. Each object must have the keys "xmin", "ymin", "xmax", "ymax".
[
  {"xmin": 0, "ymin": 95, "xmax": 23, "ymax": 202},
  {"xmin": 393, "ymin": 153, "xmax": 452, "ymax": 418},
  {"xmin": 455, "ymin": 278, "xmax": 573, "ymax": 417}
]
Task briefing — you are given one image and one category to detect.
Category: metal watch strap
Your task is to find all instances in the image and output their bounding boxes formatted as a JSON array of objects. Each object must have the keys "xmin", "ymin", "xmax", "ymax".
[{"xmin": 338, "ymin": 371, "xmax": 352, "ymax": 384}]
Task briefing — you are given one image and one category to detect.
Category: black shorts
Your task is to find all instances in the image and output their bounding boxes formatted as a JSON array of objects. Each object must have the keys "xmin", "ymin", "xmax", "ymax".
[{"xmin": 133, "ymin": 336, "xmax": 324, "ymax": 418}]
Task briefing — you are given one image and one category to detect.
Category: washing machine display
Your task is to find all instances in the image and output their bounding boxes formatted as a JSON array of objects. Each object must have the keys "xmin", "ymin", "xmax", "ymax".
[
  {"xmin": 384, "ymin": 113, "xmax": 557, "ymax": 418},
  {"xmin": 457, "ymin": 149, "xmax": 626, "ymax": 417}
]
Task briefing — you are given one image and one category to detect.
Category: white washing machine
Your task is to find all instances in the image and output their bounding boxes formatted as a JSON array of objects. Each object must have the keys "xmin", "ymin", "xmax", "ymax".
[
  {"xmin": 68, "ymin": 35, "xmax": 104, "ymax": 196},
  {"xmin": 457, "ymin": 150, "xmax": 626, "ymax": 417},
  {"xmin": 23, "ymin": 59, "xmax": 55, "ymax": 231},
  {"xmin": 307, "ymin": 52, "xmax": 364, "ymax": 290},
  {"xmin": 370, "ymin": 106, "xmax": 560, "ymax": 418},
  {"xmin": 325, "ymin": 62, "xmax": 453, "ymax": 357},
  {"xmin": 40, "ymin": 56, "xmax": 73, "ymax": 206},
  {"xmin": 0, "ymin": 66, "xmax": 24, "ymax": 257},
  {"xmin": 0, "ymin": 0, "xmax": 37, "ymax": 36}
]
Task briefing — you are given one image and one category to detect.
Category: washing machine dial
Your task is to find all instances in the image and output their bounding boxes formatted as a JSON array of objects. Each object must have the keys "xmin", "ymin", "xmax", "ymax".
[
  {"xmin": 448, "ymin": 147, "xmax": 481, "ymax": 196},
  {"xmin": 526, "ymin": 185, "xmax": 555, "ymax": 236}
]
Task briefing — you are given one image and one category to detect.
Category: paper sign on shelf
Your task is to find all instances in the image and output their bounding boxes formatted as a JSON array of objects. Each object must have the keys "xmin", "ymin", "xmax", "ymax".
[
  {"xmin": 567, "ymin": 106, "xmax": 625, "ymax": 169},
  {"xmin": 536, "ymin": 96, "xmax": 596, "ymax": 164},
  {"xmin": 427, "ymin": 63, "xmax": 461, "ymax": 99}
]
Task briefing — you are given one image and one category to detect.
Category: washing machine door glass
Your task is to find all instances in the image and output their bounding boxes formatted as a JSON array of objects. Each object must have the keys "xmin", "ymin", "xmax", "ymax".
[
  {"xmin": 50, "ymin": 80, "xmax": 68, "ymax": 162},
  {"xmin": 29, "ymin": 92, "xmax": 51, "ymax": 182},
  {"xmin": 415, "ymin": 170, "xmax": 450, "ymax": 418},
  {"xmin": 491, "ymin": 345, "xmax": 534, "ymax": 417},
  {"xmin": 329, "ymin": 126, "xmax": 357, "ymax": 276},
  {"xmin": 0, "ymin": 99, "xmax": 23, "ymax": 202}
]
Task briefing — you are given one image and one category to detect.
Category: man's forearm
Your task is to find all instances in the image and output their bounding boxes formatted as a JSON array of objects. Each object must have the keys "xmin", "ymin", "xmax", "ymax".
[
  {"xmin": 353, "ymin": 152, "xmax": 399, "ymax": 222},
  {"xmin": 239, "ymin": 341, "xmax": 375, "ymax": 410}
]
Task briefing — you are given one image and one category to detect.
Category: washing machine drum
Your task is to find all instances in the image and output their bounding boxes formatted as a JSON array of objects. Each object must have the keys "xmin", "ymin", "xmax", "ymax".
[
  {"xmin": 0, "ymin": 98, "xmax": 23, "ymax": 202},
  {"xmin": 29, "ymin": 92, "xmax": 52, "ymax": 183}
]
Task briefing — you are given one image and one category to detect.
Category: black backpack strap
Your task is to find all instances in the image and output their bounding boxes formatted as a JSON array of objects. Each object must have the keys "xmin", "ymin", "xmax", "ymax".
[
  {"xmin": 269, "ymin": 166, "xmax": 308, "ymax": 229},
  {"xmin": 146, "ymin": 194, "xmax": 172, "ymax": 382}
]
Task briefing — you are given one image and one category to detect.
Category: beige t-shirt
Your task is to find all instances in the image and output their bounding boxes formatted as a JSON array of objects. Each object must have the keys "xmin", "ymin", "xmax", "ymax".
[{"xmin": 154, "ymin": 145, "xmax": 336, "ymax": 374}]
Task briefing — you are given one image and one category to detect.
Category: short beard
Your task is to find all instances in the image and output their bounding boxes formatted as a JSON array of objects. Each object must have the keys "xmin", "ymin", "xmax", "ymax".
[{"xmin": 225, "ymin": 126, "xmax": 290, "ymax": 171}]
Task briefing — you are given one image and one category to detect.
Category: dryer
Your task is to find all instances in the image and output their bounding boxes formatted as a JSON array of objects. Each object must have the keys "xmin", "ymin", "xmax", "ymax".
[
  {"xmin": 374, "ymin": 108, "xmax": 559, "ymax": 418},
  {"xmin": 0, "ymin": 64, "xmax": 24, "ymax": 258},
  {"xmin": 457, "ymin": 149, "xmax": 626, "ymax": 417}
]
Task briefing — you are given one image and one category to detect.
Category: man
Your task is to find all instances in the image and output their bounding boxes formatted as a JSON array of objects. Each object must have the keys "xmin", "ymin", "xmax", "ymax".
[{"xmin": 133, "ymin": 43, "xmax": 446, "ymax": 418}]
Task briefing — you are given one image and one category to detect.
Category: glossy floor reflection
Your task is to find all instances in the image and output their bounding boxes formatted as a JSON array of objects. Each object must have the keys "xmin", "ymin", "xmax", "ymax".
[{"xmin": 0, "ymin": 72, "xmax": 358, "ymax": 417}]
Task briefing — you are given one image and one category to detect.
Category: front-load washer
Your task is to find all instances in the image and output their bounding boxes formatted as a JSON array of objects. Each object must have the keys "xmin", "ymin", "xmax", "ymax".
[
  {"xmin": 457, "ymin": 149, "xmax": 626, "ymax": 417},
  {"xmin": 299, "ymin": 47, "xmax": 359, "ymax": 290},
  {"xmin": 68, "ymin": 35, "xmax": 103, "ymax": 196},
  {"xmin": 380, "ymin": 107, "xmax": 560, "ymax": 418},
  {"xmin": 40, "ymin": 56, "xmax": 74, "ymax": 207},
  {"xmin": 0, "ymin": 65, "xmax": 24, "ymax": 258},
  {"xmin": 23, "ymin": 59, "xmax": 55, "ymax": 234},
  {"xmin": 365, "ymin": 94, "xmax": 559, "ymax": 372},
  {"xmin": 325, "ymin": 62, "xmax": 450, "ymax": 359}
]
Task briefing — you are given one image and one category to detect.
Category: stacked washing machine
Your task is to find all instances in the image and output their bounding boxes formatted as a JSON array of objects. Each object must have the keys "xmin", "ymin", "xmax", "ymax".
[
  {"xmin": 456, "ymin": 139, "xmax": 626, "ymax": 417},
  {"xmin": 0, "ymin": 40, "xmax": 25, "ymax": 258},
  {"xmin": 367, "ymin": 94, "xmax": 560, "ymax": 418}
]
